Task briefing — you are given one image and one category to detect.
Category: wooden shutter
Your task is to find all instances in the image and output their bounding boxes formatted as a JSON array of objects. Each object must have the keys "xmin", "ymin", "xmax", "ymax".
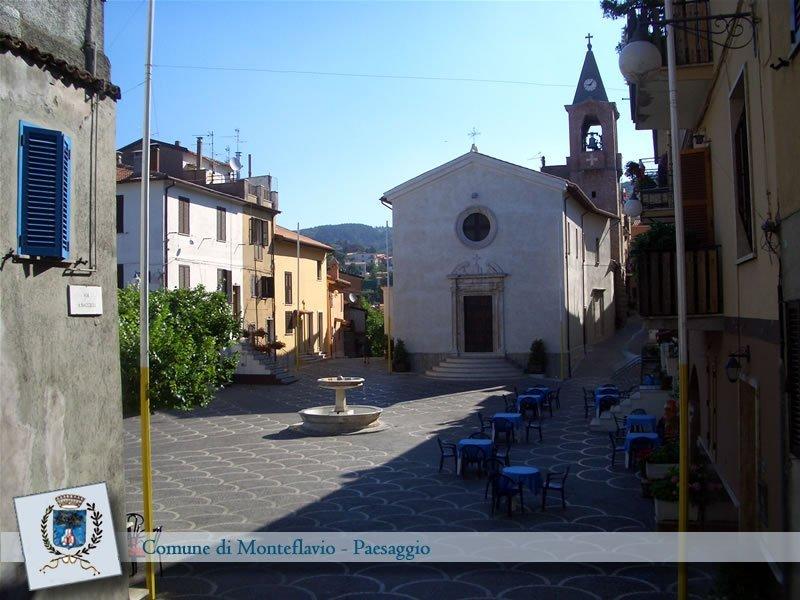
[
  {"xmin": 17, "ymin": 123, "xmax": 71, "ymax": 259},
  {"xmin": 261, "ymin": 220, "xmax": 269, "ymax": 246},
  {"xmin": 116, "ymin": 195, "xmax": 124, "ymax": 233},
  {"xmin": 249, "ymin": 217, "xmax": 256, "ymax": 244},
  {"xmin": 285, "ymin": 271, "xmax": 292, "ymax": 304},
  {"xmin": 680, "ymin": 148, "xmax": 714, "ymax": 247},
  {"xmin": 178, "ymin": 197, "xmax": 190, "ymax": 234},
  {"xmin": 179, "ymin": 264, "xmax": 190, "ymax": 289},
  {"xmin": 216, "ymin": 207, "xmax": 226, "ymax": 241},
  {"xmin": 266, "ymin": 276, "xmax": 275, "ymax": 298},
  {"xmin": 787, "ymin": 300, "xmax": 800, "ymax": 457},
  {"xmin": 285, "ymin": 310, "xmax": 294, "ymax": 334},
  {"xmin": 250, "ymin": 274, "xmax": 257, "ymax": 298}
]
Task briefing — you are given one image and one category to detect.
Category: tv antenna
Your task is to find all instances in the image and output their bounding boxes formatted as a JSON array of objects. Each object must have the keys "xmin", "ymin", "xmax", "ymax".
[{"xmin": 468, "ymin": 127, "xmax": 480, "ymax": 152}]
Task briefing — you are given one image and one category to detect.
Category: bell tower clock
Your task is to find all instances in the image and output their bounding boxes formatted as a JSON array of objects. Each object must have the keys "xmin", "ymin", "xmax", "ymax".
[{"xmin": 564, "ymin": 34, "xmax": 622, "ymax": 217}]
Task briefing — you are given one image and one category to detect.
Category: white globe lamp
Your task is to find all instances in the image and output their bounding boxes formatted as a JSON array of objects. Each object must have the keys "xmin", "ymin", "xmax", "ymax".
[
  {"xmin": 619, "ymin": 39, "xmax": 663, "ymax": 83},
  {"xmin": 623, "ymin": 191, "xmax": 643, "ymax": 218}
]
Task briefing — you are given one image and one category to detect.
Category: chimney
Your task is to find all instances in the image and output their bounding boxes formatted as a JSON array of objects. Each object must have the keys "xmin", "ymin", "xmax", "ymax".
[
  {"xmin": 195, "ymin": 137, "xmax": 203, "ymax": 181},
  {"xmin": 116, "ymin": 152, "xmax": 122, "ymax": 165},
  {"xmin": 248, "ymin": 153, "xmax": 252, "ymax": 178},
  {"xmin": 175, "ymin": 140, "xmax": 181, "ymax": 147}
]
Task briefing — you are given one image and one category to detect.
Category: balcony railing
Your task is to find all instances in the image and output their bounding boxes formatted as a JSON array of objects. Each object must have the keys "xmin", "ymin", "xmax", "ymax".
[
  {"xmin": 637, "ymin": 246, "xmax": 722, "ymax": 317},
  {"xmin": 641, "ymin": 187, "xmax": 674, "ymax": 211},
  {"xmin": 624, "ymin": 0, "xmax": 713, "ymax": 67}
]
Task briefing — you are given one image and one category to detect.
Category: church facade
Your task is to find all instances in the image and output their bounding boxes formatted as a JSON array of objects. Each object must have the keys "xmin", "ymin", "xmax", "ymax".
[
  {"xmin": 382, "ymin": 151, "xmax": 617, "ymax": 377},
  {"xmin": 382, "ymin": 41, "xmax": 624, "ymax": 378}
]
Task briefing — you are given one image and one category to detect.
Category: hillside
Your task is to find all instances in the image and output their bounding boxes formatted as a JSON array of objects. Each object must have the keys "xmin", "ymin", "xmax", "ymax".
[{"xmin": 300, "ymin": 223, "xmax": 392, "ymax": 252}]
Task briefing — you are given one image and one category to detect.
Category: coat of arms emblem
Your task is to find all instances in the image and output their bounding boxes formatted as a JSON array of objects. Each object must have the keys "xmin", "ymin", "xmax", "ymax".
[{"xmin": 39, "ymin": 493, "xmax": 103, "ymax": 575}]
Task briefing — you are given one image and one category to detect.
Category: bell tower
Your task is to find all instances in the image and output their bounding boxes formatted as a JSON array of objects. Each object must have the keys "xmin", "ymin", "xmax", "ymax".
[{"xmin": 565, "ymin": 34, "xmax": 622, "ymax": 217}]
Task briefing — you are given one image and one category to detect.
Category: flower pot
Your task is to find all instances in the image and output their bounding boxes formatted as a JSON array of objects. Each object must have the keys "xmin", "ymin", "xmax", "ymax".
[
  {"xmin": 654, "ymin": 498, "xmax": 699, "ymax": 523},
  {"xmin": 646, "ymin": 462, "xmax": 678, "ymax": 480}
]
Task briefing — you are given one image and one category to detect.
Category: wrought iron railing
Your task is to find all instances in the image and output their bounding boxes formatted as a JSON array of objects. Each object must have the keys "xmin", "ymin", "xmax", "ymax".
[
  {"xmin": 641, "ymin": 187, "xmax": 674, "ymax": 211},
  {"xmin": 624, "ymin": 0, "xmax": 713, "ymax": 67},
  {"xmin": 637, "ymin": 246, "xmax": 722, "ymax": 317}
]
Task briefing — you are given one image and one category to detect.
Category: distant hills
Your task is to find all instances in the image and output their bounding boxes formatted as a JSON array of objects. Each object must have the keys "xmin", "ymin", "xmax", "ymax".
[{"xmin": 300, "ymin": 223, "xmax": 391, "ymax": 253}]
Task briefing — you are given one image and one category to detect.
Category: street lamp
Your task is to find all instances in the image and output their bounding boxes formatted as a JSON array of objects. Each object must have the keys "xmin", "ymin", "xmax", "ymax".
[
  {"xmin": 724, "ymin": 346, "xmax": 751, "ymax": 383},
  {"xmin": 623, "ymin": 190, "xmax": 643, "ymax": 218},
  {"xmin": 618, "ymin": 4, "xmax": 756, "ymax": 600}
]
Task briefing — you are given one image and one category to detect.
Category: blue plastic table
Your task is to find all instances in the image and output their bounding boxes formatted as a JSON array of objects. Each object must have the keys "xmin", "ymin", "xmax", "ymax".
[
  {"xmin": 502, "ymin": 466, "xmax": 542, "ymax": 494},
  {"xmin": 626, "ymin": 414, "xmax": 657, "ymax": 433},
  {"xmin": 492, "ymin": 412, "xmax": 523, "ymax": 439},
  {"xmin": 594, "ymin": 391, "xmax": 620, "ymax": 417},
  {"xmin": 516, "ymin": 392, "xmax": 545, "ymax": 412},
  {"xmin": 456, "ymin": 438, "xmax": 493, "ymax": 474}
]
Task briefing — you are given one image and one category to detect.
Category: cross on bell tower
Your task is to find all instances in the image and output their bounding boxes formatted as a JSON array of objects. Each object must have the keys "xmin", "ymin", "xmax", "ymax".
[{"xmin": 585, "ymin": 32, "xmax": 593, "ymax": 50}]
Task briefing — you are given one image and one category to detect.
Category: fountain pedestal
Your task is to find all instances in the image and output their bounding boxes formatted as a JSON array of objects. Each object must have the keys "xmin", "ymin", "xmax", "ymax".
[{"xmin": 297, "ymin": 376, "xmax": 383, "ymax": 435}]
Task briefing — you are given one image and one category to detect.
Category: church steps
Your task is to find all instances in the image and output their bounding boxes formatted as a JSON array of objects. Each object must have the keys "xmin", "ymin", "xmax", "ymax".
[{"xmin": 425, "ymin": 355, "xmax": 525, "ymax": 381}]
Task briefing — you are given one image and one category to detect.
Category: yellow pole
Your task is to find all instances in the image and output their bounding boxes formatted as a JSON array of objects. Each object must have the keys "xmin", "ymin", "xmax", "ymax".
[
  {"xmin": 664, "ymin": 2, "xmax": 689, "ymax": 596},
  {"xmin": 295, "ymin": 223, "xmax": 301, "ymax": 371},
  {"xmin": 387, "ymin": 306, "xmax": 392, "ymax": 374},
  {"xmin": 139, "ymin": 1, "xmax": 156, "ymax": 597}
]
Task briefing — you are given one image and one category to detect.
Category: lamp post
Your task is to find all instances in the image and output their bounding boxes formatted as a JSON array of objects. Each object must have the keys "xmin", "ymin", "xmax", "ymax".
[
  {"xmin": 618, "ymin": 3, "xmax": 755, "ymax": 599},
  {"xmin": 619, "ymin": 2, "xmax": 690, "ymax": 597}
]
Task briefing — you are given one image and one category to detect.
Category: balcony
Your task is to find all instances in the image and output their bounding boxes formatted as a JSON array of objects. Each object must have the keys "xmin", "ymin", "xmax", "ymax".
[
  {"xmin": 636, "ymin": 246, "xmax": 722, "ymax": 326},
  {"xmin": 624, "ymin": 1, "xmax": 715, "ymax": 131},
  {"xmin": 630, "ymin": 157, "xmax": 675, "ymax": 220}
]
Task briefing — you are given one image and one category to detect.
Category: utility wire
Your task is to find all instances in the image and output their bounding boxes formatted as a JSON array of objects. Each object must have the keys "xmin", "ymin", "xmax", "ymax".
[{"xmin": 153, "ymin": 63, "xmax": 628, "ymax": 91}]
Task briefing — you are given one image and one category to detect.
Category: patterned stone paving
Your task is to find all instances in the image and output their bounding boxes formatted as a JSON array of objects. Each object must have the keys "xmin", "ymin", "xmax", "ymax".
[{"xmin": 124, "ymin": 322, "xmax": 715, "ymax": 599}]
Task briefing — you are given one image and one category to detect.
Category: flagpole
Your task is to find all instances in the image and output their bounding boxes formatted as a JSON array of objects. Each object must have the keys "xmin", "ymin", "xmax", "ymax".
[
  {"xmin": 295, "ymin": 222, "xmax": 301, "ymax": 370},
  {"xmin": 138, "ymin": 1, "xmax": 156, "ymax": 598}
]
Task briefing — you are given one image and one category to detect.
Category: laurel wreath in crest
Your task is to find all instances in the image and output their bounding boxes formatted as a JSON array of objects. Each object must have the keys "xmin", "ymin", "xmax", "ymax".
[{"xmin": 39, "ymin": 503, "xmax": 103, "ymax": 575}]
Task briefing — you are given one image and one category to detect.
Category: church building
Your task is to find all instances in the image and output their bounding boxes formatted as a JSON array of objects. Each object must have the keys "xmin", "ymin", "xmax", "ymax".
[{"xmin": 381, "ymin": 40, "xmax": 623, "ymax": 379}]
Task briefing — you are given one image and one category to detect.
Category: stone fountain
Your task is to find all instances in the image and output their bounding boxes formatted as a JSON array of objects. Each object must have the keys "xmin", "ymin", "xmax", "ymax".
[{"xmin": 297, "ymin": 376, "xmax": 384, "ymax": 435}]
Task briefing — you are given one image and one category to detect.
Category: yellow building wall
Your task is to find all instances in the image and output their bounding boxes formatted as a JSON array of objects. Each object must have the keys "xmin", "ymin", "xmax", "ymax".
[
  {"xmin": 274, "ymin": 241, "xmax": 328, "ymax": 357},
  {"xmin": 241, "ymin": 209, "xmax": 275, "ymax": 333}
]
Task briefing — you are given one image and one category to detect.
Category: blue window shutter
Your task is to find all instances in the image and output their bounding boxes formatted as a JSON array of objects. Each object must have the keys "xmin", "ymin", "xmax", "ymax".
[{"xmin": 17, "ymin": 122, "xmax": 71, "ymax": 259}]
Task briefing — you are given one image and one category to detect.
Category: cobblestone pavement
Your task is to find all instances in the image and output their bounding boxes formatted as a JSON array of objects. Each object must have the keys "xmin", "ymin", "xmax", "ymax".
[{"xmin": 124, "ymin": 321, "xmax": 715, "ymax": 599}]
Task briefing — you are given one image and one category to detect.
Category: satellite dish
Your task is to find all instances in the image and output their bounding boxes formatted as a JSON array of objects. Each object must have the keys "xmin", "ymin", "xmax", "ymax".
[
  {"xmin": 229, "ymin": 155, "xmax": 242, "ymax": 172},
  {"xmin": 348, "ymin": 293, "xmax": 358, "ymax": 303}
]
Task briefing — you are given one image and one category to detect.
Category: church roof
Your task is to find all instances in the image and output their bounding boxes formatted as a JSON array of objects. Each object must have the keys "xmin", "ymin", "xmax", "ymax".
[
  {"xmin": 380, "ymin": 150, "xmax": 615, "ymax": 219},
  {"xmin": 572, "ymin": 39, "xmax": 609, "ymax": 104}
]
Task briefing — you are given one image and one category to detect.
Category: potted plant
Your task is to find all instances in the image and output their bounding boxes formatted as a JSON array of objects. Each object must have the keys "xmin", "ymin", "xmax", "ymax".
[
  {"xmin": 525, "ymin": 339, "xmax": 547, "ymax": 374},
  {"xmin": 650, "ymin": 465, "xmax": 719, "ymax": 523},
  {"xmin": 267, "ymin": 340, "xmax": 286, "ymax": 358},
  {"xmin": 645, "ymin": 441, "xmax": 679, "ymax": 480},
  {"xmin": 392, "ymin": 338, "xmax": 410, "ymax": 372}
]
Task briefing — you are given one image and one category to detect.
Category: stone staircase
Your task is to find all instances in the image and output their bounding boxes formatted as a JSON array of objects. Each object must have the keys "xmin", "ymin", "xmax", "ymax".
[
  {"xmin": 233, "ymin": 342, "xmax": 299, "ymax": 385},
  {"xmin": 300, "ymin": 351, "xmax": 326, "ymax": 365},
  {"xmin": 425, "ymin": 354, "xmax": 525, "ymax": 381}
]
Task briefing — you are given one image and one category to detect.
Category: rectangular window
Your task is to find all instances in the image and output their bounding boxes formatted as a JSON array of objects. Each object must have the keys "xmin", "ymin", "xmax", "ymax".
[
  {"xmin": 178, "ymin": 196, "xmax": 190, "ymax": 235},
  {"xmin": 17, "ymin": 122, "xmax": 71, "ymax": 259},
  {"xmin": 116, "ymin": 195, "xmax": 124, "ymax": 233},
  {"xmin": 117, "ymin": 264, "xmax": 124, "ymax": 289},
  {"xmin": 316, "ymin": 260, "xmax": 323, "ymax": 281},
  {"xmin": 284, "ymin": 271, "xmax": 293, "ymax": 304},
  {"xmin": 216, "ymin": 207, "xmax": 226, "ymax": 242},
  {"xmin": 566, "ymin": 223, "xmax": 571, "ymax": 255},
  {"xmin": 285, "ymin": 310, "xmax": 295, "ymax": 335},
  {"xmin": 179, "ymin": 264, "xmax": 190, "ymax": 290},
  {"xmin": 217, "ymin": 268, "xmax": 232, "ymax": 301},
  {"xmin": 250, "ymin": 218, "xmax": 265, "ymax": 260},
  {"xmin": 731, "ymin": 75, "xmax": 753, "ymax": 257},
  {"xmin": 250, "ymin": 274, "xmax": 258, "ymax": 298},
  {"xmin": 595, "ymin": 238, "xmax": 600, "ymax": 266},
  {"xmin": 260, "ymin": 276, "xmax": 273, "ymax": 299}
]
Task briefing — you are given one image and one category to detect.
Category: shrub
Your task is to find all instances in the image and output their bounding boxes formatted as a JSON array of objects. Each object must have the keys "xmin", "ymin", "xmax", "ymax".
[
  {"xmin": 525, "ymin": 339, "xmax": 547, "ymax": 374},
  {"xmin": 646, "ymin": 442, "xmax": 679, "ymax": 465},
  {"xmin": 392, "ymin": 338, "xmax": 410, "ymax": 372},
  {"xmin": 118, "ymin": 285, "xmax": 240, "ymax": 413},
  {"xmin": 360, "ymin": 297, "xmax": 385, "ymax": 357},
  {"xmin": 649, "ymin": 465, "xmax": 725, "ymax": 505}
]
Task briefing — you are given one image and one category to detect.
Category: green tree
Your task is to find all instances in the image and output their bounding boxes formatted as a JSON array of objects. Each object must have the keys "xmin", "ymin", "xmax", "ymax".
[
  {"xmin": 360, "ymin": 297, "xmax": 385, "ymax": 357},
  {"xmin": 118, "ymin": 285, "xmax": 240, "ymax": 413}
]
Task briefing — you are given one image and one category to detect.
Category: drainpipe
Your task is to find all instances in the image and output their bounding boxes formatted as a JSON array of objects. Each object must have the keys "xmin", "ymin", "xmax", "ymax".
[{"xmin": 163, "ymin": 180, "xmax": 175, "ymax": 288}]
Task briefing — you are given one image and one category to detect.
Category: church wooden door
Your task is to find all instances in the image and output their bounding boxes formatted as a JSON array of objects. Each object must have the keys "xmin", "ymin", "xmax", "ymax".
[{"xmin": 463, "ymin": 295, "xmax": 493, "ymax": 352}]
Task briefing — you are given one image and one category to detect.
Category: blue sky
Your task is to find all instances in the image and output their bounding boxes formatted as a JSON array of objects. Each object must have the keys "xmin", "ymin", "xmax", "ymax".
[{"xmin": 106, "ymin": 1, "xmax": 652, "ymax": 228}]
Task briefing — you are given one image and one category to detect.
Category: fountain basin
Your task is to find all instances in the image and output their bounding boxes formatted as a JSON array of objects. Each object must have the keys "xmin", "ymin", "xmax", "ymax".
[{"xmin": 298, "ymin": 405, "xmax": 383, "ymax": 435}]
